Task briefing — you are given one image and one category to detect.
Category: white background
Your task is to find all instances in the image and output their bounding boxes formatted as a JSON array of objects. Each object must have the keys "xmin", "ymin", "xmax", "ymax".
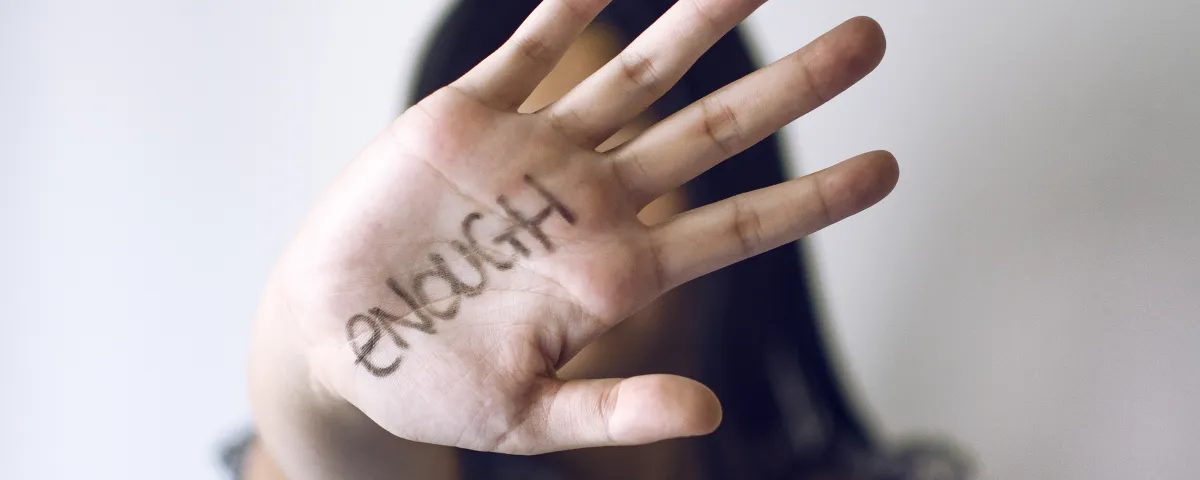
[{"xmin": 2, "ymin": 1, "xmax": 1197, "ymax": 479}]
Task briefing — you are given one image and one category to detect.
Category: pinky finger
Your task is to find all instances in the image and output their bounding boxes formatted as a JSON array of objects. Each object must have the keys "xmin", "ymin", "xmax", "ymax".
[{"xmin": 651, "ymin": 151, "xmax": 899, "ymax": 292}]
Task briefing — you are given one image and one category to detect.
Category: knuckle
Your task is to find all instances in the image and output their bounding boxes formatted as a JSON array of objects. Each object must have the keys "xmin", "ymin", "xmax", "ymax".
[
  {"xmin": 699, "ymin": 96, "xmax": 743, "ymax": 157},
  {"xmin": 730, "ymin": 199, "xmax": 764, "ymax": 257},
  {"xmin": 557, "ymin": 0, "xmax": 594, "ymax": 22},
  {"xmin": 808, "ymin": 174, "xmax": 835, "ymax": 226},
  {"xmin": 793, "ymin": 52, "xmax": 833, "ymax": 105},
  {"xmin": 598, "ymin": 381, "xmax": 619, "ymax": 443},
  {"xmin": 688, "ymin": 0, "xmax": 721, "ymax": 30},
  {"xmin": 616, "ymin": 51, "xmax": 664, "ymax": 95},
  {"xmin": 514, "ymin": 35, "xmax": 555, "ymax": 66}
]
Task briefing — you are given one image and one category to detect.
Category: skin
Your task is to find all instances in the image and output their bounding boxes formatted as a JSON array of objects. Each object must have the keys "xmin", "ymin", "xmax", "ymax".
[
  {"xmin": 519, "ymin": 24, "xmax": 708, "ymax": 480},
  {"xmin": 248, "ymin": 1, "xmax": 894, "ymax": 479},
  {"xmin": 247, "ymin": 26, "xmax": 704, "ymax": 480}
]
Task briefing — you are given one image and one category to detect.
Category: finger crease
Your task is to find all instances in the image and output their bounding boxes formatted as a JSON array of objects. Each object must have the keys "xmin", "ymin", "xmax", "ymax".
[
  {"xmin": 599, "ymin": 380, "xmax": 620, "ymax": 444},
  {"xmin": 795, "ymin": 51, "xmax": 832, "ymax": 105},
  {"xmin": 617, "ymin": 50, "xmax": 663, "ymax": 97},
  {"xmin": 545, "ymin": 107, "xmax": 590, "ymax": 145},
  {"xmin": 556, "ymin": 0, "xmax": 592, "ymax": 23},
  {"xmin": 646, "ymin": 232, "xmax": 669, "ymax": 294},
  {"xmin": 808, "ymin": 174, "xmax": 835, "ymax": 226},
  {"xmin": 700, "ymin": 96, "xmax": 742, "ymax": 158},
  {"xmin": 513, "ymin": 34, "xmax": 555, "ymax": 68},
  {"xmin": 732, "ymin": 197, "xmax": 764, "ymax": 257},
  {"xmin": 687, "ymin": 0, "xmax": 722, "ymax": 31},
  {"xmin": 610, "ymin": 149, "xmax": 650, "ymax": 205}
]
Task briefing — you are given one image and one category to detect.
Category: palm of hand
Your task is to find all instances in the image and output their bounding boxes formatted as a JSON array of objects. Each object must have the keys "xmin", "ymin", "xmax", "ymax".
[
  {"xmin": 290, "ymin": 89, "xmax": 678, "ymax": 454},
  {"xmin": 258, "ymin": 0, "xmax": 894, "ymax": 457}
]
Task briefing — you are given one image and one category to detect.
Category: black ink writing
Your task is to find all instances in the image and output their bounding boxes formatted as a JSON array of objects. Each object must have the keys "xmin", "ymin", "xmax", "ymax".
[
  {"xmin": 347, "ymin": 313, "xmax": 401, "ymax": 377},
  {"xmin": 345, "ymin": 175, "xmax": 576, "ymax": 377},
  {"xmin": 384, "ymin": 279, "xmax": 438, "ymax": 334},
  {"xmin": 492, "ymin": 175, "xmax": 577, "ymax": 256},
  {"xmin": 461, "ymin": 213, "xmax": 514, "ymax": 271}
]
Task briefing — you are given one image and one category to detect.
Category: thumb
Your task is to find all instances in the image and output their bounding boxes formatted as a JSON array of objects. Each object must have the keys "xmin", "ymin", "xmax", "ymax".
[{"xmin": 515, "ymin": 374, "xmax": 723, "ymax": 453}]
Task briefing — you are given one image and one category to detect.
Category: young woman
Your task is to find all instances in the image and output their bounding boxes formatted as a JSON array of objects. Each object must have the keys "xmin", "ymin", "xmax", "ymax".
[{"xmin": 234, "ymin": 1, "xmax": 968, "ymax": 478}]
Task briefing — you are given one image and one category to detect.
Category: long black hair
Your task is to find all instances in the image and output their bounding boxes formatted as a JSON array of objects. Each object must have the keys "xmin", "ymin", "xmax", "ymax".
[{"xmin": 410, "ymin": 1, "xmax": 876, "ymax": 477}]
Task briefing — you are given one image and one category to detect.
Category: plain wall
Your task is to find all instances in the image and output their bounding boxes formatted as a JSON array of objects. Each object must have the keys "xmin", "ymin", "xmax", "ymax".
[{"xmin": 2, "ymin": 1, "xmax": 1196, "ymax": 479}]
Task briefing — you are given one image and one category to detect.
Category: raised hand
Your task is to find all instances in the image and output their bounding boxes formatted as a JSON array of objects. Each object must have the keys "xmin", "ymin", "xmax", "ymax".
[{"xmin": 250, "ymin": 0, "xmax": 893, "ymax": 469}]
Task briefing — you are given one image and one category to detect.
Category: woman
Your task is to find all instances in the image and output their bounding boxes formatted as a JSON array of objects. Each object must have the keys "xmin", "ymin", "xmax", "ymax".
[{"xmin": 235, "ymin": 0, "xmax": 968, "ymax": 478}]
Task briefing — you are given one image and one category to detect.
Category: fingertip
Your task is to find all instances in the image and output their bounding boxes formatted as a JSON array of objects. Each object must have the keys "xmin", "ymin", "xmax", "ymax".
[
  {"xmin": 867, "ymin": 149, "xmax": 901, "ymax": 193},
  {"xmin": 693, "ymin": 382, "xmax": 723, "ymax": 435},
  {"xmin": 674, "ymin": 376, "xmax": 723, "ymax": 436},
  {"xmin": 806, "ymin": 16, "xmax": 889, "ymax": 101},
  {"xmin": 858, "ymin": 150, "xmax": 900, "ymax": 205},
  {"xmin": 843, "ymin": 16, "xmax": 888, "ymax": 77},
  {"xmin": 608, "ymin": 374, "xmax": 723, "ymax": 444},
  {"xmin": 821, "ymin": 150, "xmax": 901, "ymax": 220},
  {"xmin": 846, "ymin": 16, "xmax": 887, "ymax": 56}
]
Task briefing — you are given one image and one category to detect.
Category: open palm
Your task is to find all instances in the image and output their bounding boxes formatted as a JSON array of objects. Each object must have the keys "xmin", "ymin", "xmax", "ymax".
[{"xmin": 254, "ymin": 0, "xmax": 893, "ymax": 459}]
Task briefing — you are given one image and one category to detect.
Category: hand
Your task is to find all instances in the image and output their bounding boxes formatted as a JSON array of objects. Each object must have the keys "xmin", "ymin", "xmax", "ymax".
[{"xmin": 251, "ymin": 0, "xmax": 893, "ymax": 461}]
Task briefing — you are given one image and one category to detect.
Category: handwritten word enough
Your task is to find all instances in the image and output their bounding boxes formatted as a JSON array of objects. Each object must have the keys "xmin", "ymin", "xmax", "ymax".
[{"xmin": 345, "ymin": 175, "xmax": 576, "ymax": 377}]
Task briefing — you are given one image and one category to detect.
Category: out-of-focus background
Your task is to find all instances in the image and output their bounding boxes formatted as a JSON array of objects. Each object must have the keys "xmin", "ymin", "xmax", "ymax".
[{"xmin": 2, "ymin": 0, "xmax": 1197, "ymax": 479}]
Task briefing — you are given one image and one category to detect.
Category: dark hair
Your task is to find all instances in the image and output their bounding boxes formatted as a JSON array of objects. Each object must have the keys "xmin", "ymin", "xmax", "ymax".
[{"xmin": 409, "ymin": 1, "xmax": 876, "ymax": 477}]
